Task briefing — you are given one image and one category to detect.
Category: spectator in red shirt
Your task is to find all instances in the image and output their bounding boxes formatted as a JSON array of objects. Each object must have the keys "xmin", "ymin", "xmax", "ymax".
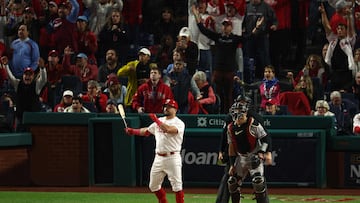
[
  {"xmin": 50, "ymin": 0, "xmax": 79, "ymax": 55},
  {"xmin": 62, "ymin": 46, "xmax": 98, "ymax": 89},
  {"xmin": 329, "ymin": 0, "xmax": 352, "ymax": 34},
  {"xmin": 81, "ymin": 80, "xmax": 108, "ymax": 112},
  {"xmin": 0, "ymin": 41, "xmax": 8, "ymax": 89},
  {"xmin": 53, "ymin": 89, "xmax": 73, "ymax": 112},
  {"xmin": 38, "ymin": 1, "xmax": 59, "ymax": 57},
  {"xmin": 192, "ymin": 70, "xmax": 217, "ymax": 114},
  {"xmin": 287, "ymin": 54, "xmax": 327, "ymax": 88},
  {"xmin": 259, "ymin": 65, "xmax": 281, "ymax": 109},
  {"xmin": 75, "ymin": 15, "xmax": 98, "ymax": 65},
  {"xmin": 44, "ymin": 49, "xmax": 64, "ymax": 88},
  {"xmin": 132, "ymin": 63, "xmax": 174, "ymax": 113},
  {"xmin": 38, "ymin": 49, "xmax": 65, "ymax": 108}
]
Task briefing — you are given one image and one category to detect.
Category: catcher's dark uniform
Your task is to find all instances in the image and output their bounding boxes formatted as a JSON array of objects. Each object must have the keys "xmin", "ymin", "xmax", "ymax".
[{"xmin": 227, "ymin": 116, "xmax": 271, "ymax": 203}]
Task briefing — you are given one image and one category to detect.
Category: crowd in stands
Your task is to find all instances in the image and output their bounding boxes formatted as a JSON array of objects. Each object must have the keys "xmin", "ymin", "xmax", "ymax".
[{"xmin": 1, "ymin": 0, "xmax": 360, "ymax": 136}]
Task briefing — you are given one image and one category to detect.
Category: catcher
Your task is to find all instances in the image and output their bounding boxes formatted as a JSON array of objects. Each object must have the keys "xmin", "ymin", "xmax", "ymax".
[{"xmin": 227, "ymin": 99, "xmax": 272, "ymax": 203}]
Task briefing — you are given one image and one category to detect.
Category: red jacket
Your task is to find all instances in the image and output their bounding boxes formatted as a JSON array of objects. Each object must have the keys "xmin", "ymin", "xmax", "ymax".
[
  {"xmin": 122, "ymin": 0, "xmax": 143, "ymax": 25},
  {"xmin": 46, "ymin": 63, "xmax": 65, "ymax": 85},
  {"xmin": 62, "ymin": 55, "xmax": 98, "ymax": 85},
  {"xmin": 132, "ymin": 79, "xmax": 174, "ymax": 113},
  {"xmin": 330, "ymin": 12, "xmax": 347, "ymax": 34},
  {"xmin": 0, "ymin": 42, "xmax": 7, "ymax": 88},
  {"xmin": 74, "ymin": 31, "xmax": 98, "ymax": 64},
  {"xmin": 279, "ymin": 91, "xmax": 311, "ymax": 115},
  {"xmin": 268, "ymin": 0, "xmax": 291, "ymax": 30},
  {"xmin": 51, "ymin": 18, "xmax": 78, "ymax": 54},
  {"xmin": 298, "ymin": 0, "xmax": 309, "ymax": 28},
  {"xmin": 82, "ymin": 93, "xmax": 108, "ymax": 113}
]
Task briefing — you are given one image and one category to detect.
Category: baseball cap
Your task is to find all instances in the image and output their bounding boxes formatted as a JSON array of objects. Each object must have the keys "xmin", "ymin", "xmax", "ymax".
[
  {"xmin": 222, "ymin": 19, "xmax": 232, "ymax": 26},
  {"xmin": 138, "ymin": 48, "xmax": 151, "ymax": 56},
  {"xmin": 106, "ymin": 73, "xmax": 119, "ymax": 87},
  {"xmin": 58, "ymin": 1, "xmax": 70, "ymax": 8},
  {"xmin": 63, "ymin": 90, "xmax": 74, "ymax": 97},
  {"xmin": 48, "ymin": 49, "xmax": 58, "ymax": 57},
  {"xmin": 48, "ymin": 1, "xmax": 57, "ymax": 7},
  {"xmin": 225, "ymin": 1, "xmax": 235, "ymax": 6},
  {"xmin": 265, "ymin": 99, "xmax": 277, "ymax": 106},
  {"xmin": 24, "ymin": 7, "xmax": 35, "ymax": 14},
  {"xmin": 179, "ymin": 27, "xmax": 190, "ymax": 38},
  {"xmin": 76, "ymin": 53, "xmax": 88, "ymax": 59},
  {"xmin": 24, "ymin": 67, "xmax": 34, "ymax": 74},
  {"xmin": 164, "ymin": 99, "xmax": 178, "ymax": 110},
  {"xmin": 77, "ymin": 15, "xmax": 88, "ymax": 22}
]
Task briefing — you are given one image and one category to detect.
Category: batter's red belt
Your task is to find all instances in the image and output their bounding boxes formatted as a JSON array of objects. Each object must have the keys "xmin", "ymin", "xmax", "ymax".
[{"xmin": 157, "ymin": 152, "xmax": 175, "ymax": 157}]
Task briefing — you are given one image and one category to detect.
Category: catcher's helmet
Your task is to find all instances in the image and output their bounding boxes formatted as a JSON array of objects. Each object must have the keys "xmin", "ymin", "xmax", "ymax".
[
  {"xmin": 235, "ymin": 94, "xmax": 252, "ymax": 105},
  {"xmin": 164, "ymin": 99, "xmax": 178, "ymax": 110},
  {"xmin": 230, "ymin": 101, "xmax": 249, "ymax": 121}
]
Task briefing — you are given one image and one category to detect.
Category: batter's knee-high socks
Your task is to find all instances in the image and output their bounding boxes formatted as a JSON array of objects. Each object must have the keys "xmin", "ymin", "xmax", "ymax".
[
  {"xmin": 175, "ymin": 190, "xmax": 184, "ymax": 203},
  {"xmin": 154, "ymin": 188, "xmax": 168, "ymax": 203}
]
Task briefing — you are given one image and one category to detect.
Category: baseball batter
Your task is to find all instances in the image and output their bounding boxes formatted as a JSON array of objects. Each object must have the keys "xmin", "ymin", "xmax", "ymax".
[
  {"xmin": 125, "ymin": 99, "xmax": 185, "ymax": 203},
  {"xmin": 353, "ymin": 113, "xmax": 360, "ymax": 134},
  {"xmin": 227, "ymin": 100, "xmax": 272, "ymax": 203}
]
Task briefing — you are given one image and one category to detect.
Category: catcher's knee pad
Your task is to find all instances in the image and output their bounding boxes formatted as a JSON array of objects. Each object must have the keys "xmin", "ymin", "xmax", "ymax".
[
  {"xmin": 227, "ymin": 176, "xmax": 241, "ymax": 194},
  {"xmin": 252, "ymin": 174, "xmax": 266, "ymax": 194}
]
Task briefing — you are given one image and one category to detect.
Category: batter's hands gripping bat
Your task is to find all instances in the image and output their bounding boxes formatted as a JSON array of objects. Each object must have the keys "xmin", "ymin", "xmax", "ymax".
[{"xmin": 118, "ymin": 104, "xmax": 128, "ymax": 128}]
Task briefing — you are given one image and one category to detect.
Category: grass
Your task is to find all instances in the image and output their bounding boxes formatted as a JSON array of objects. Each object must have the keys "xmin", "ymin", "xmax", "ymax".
[{"xmin": 0, "ymin": 191, "xmax": 359, "ymax": 203}]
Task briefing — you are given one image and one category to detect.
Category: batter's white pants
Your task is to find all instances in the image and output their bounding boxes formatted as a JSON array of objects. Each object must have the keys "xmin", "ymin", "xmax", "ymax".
[{"xmin": 149, "ymin": 153, "xmax": 183, "ymax": 192}]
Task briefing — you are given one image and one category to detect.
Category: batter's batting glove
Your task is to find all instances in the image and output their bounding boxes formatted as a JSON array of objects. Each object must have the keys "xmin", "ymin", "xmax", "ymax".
[
  {"xmin": 125, "ymin": 127, "xmax": 140, "ymax": 136},
  {"xmin": 149, "ymin": 113, "xmax": 163, "ymax": 126},
  {"xmin": 354, "ymin": 126, "xmax": 360, "ymax": 134}
]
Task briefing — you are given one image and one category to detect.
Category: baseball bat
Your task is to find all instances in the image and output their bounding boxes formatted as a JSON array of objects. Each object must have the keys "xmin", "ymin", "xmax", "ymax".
[{"xmin": 118, "ymin": 104, "xmax": 128, "ymax": 128}]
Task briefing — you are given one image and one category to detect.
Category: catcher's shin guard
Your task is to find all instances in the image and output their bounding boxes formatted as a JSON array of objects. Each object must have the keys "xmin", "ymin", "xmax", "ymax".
[
  {"xmin": 228, "ymin": 176, "xmax": 240, "ymax": 194},
  {"xmin": 154, "ymin": 188, "xmax": 168, "ymax": 203},
  {"xmin": 175, "ymin": 190, "xmax": 184, "ymax": 203},
  {"xmin": 252, "ymin": 175, "xmax": 269, "ymax": 203},
  {"xmin": 228, "ymin": 176, "xmax": 241, "ymax": 203}
]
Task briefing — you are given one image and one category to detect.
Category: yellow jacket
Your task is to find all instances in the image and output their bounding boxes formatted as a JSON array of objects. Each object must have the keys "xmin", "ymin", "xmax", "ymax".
[{"xmin": 117, "ymin": 60, "xmax": 140, "ymax": 107}]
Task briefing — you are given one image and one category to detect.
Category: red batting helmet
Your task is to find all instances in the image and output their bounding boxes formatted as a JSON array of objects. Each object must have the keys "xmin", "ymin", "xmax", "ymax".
[{"xmin": 164, "ymin": 99, "xmax": 178, "ymax": 110}]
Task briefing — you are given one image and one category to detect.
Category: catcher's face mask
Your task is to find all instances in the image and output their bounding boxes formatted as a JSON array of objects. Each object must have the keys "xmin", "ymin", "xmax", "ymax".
[{"xmin": 230, "ymin": 102, "xmax": 248, "ymax": 121}]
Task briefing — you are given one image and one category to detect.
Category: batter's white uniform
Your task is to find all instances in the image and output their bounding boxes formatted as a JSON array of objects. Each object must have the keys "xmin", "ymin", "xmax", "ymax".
[
  {"xmin": 353, "ymin": 113, "xmax": 360, "ymax": 134},
  {"xmin": 147, "ymin": 116, "xmax": 185, "ymax": 192}
]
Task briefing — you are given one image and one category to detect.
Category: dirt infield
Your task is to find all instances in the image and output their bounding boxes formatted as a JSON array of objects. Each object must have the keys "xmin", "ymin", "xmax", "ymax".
[{"xmin": 0, "ymin": 186, "xmax": 359, "ymax": 196}]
